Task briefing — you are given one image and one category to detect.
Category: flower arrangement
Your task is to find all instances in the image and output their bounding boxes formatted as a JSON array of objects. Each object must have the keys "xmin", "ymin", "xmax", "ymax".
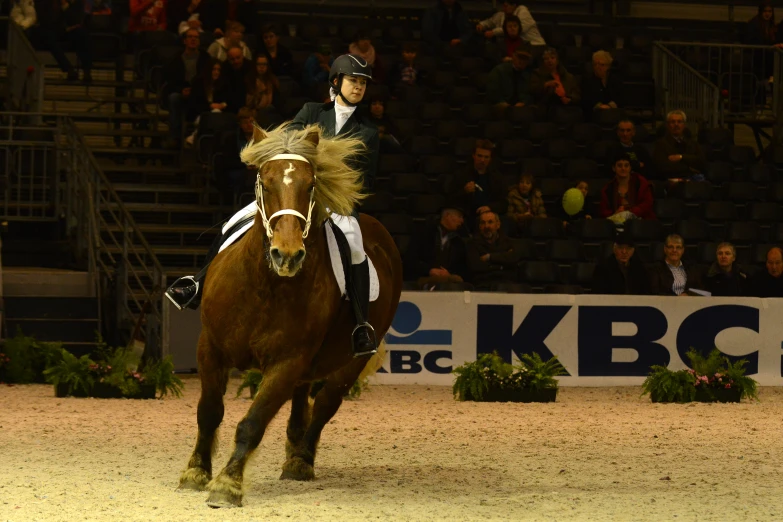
[
  {"xmin": 452, "ymin": 352, "xmax": 566, "ymax": 402},
  {"xmin": 642, "ymin": 348, "xmax": 758, "ymax": 403}
]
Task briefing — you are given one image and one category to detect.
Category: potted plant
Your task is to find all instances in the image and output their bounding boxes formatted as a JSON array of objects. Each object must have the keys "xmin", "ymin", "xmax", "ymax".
[
  {"xmin": 452, "ymin": 352, "xmax": 566, "ymax": 403},
  {"xmin": 0, "ymin": 328, "xmax": 63, "ymax": 384},
  {"xmin": 642, "ymin": 349, "xmax": 758, "ymax": 403}
]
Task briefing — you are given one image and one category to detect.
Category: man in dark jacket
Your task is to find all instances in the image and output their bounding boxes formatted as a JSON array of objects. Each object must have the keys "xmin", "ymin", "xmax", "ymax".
[
  {"xmin": 33, "ymin": 0, "xmax": 92, "ymax": 83},
  {"xmin": 581, "ymin": 50, "xmax": 623, "ymax": 121},
  {"xmin": 405, "ymin": 207, "xmax": 469, "ymax": 286},
  {"xmin": 165, "ymin": 28, "xmax": 211, "ymax": 146},
  {"xmin": 221, "ymin": 46, "xmax": 252, "ymax": 113},
  {"xmin": 610, "ymin": 120, "xmax": 653, "ymax": 178},
  {"xmin": 748, "ymin": 246, "xmax": 783, "ymax": 297},
  {"xmin": 704, "ymin": 242, "xmax": 748, "ymax": 297},
  {"xmin": 591, "ymin": 231, "xmax": 651, "ymax": 295},
  {"xmin": 653, "ymin": 109, "xmax": 707, "ymax": 181},
  {"xmin": 649, "ymin": 234, "xmax": 703, "ymax": 296},
  {"xmin": 466, "ymin": 211, "xmax": 523, "ymax": 288},
  {"xmin": 486, "ymin": 47, "xmax": 533, "ymax": 112},
  {"xmin": 422, "ymin": 0, "xmax": 473, "ymax": 49},
  {"xmin": 450, "ymin": 139, "xmax": 507, "ymax": 228}
]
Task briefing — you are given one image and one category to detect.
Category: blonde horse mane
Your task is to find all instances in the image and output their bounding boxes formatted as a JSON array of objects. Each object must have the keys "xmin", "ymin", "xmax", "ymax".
[{"xmin": 239, "ymin": 122, "xmax": 367, "ymax": 222}]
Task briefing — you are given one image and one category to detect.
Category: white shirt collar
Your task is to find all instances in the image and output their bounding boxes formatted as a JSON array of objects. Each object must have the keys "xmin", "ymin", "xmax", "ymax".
[{"xmin": 334, "ymin": 102, "xmax": 357, "ymax": 134}]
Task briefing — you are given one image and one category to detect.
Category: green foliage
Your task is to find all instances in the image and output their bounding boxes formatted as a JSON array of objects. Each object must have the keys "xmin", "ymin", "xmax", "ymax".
[
  {"xmin": 236, "ymin": 369, "xmax": 264, "ymax": 399},
  {"xmin": 101, "ymin": 345, "xmax": 143, "ymax": 397},
  {"xmin": 452, "ymin": 352, "xmax": 565, "ymax": 401},
  {"xmin": 141, "ymin": 356, "xmax": 184, "ymax": 398},
  {"xmin": 0, "ymin": 328, "xmax": 63, "ymax": 384},
  {"xmin": 43, "ymin": 350, "xmax": 95, "ymax": 395},
  {"xmin": 642, "ymin": 348, "xmax": 758, "ymax": 402},
  {"xmin": 345, "ymin": 377, "xmax": 368, "ymax": 400}
]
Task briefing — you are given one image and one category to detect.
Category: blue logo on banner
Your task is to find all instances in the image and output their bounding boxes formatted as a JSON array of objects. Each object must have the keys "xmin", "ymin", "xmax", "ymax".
[{"xmin": 385, "ymin": 301, "xmax": 452, "ymax": 345}]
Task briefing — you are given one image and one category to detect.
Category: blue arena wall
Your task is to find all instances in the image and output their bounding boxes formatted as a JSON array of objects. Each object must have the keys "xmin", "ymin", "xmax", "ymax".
[{"xmin": 166, "ymin": 294, "xmax": 783, "ymax": 386}]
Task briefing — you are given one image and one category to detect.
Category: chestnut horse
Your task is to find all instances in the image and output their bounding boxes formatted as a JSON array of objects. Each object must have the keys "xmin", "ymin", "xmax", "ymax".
[{"xmin": 177, "ymin": 123, "xmax": 403, "ymax": 507}]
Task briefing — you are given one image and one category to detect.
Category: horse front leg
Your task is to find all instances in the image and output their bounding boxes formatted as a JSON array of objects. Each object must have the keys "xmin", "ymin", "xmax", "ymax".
[
  {"xmin": 206, "ymin": 359, "xmax": 304, "ymax": 508},
  {"xmin": 179, "ymin": 337, "xmax": 229, "ymax": 491},
  {"xmin": 280, "ymin": 382, "xmax": 315, "ymax": 481}
]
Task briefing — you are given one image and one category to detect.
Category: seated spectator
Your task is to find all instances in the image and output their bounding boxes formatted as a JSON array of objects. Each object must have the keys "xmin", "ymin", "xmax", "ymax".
[
  {"xmin": 704, "ymin": 242, "xmax": 748, "ymax": 297},
  {"xmin": 170, "ymin": 0, "xmax": 223, "ymax": 35},
  {"xmin": 745, "ymin": 1, "xmax": 783, "ymax": 47},
  {"xmin": 29, "ymin": 0, "xmax": 92, "ymax": 83},
  {"xmin": 492, "ymin": 15, "xmax": 525, "ymax": 63},
  {"xmin": 507, "ymin": 172, "xmax": 546, "ymax": 234},
  {"xmin": 611, "ymin": 120, "xmax": 652, "ymax": 178},
  {"xmin": 487, "ymin": 47, "xmax": 533, "ymax": 113},
  {"xmin": 649, "ymin": 234, "xmax": 703, "ymax": 296},
  {"xmin": 561, "ymin": 180, "xmax": 593, "ymax": 228},
  {"xmin": 530, "ymin": 48, "xmax": 580, "ymax": 113},
  {"xmin": 476, "ymin": 0, "xmax": 545, "ymax": 47},
  {"xmin": 260, "ymin": 24, "xmax": 294, "ymax": 77},
  {"xmin": 208, "ymin": 21, "xmax": 253, "ymax": 62},
  {"xmin": 164, "ymin": 28, "xmax": 210, "ymax": 147},
  {"xmin": 581, "ymin": 50, "xmax": 623, "ymax": 120},
  {"xmin": 303, "ymin": 44, "xmax": 334, "ymax": 95},
  {"xmin": 600, "ymin": 153, "xmax": 655, "ymax": 225},
  {"xmin": 350, "ymin": 32, "xmax": 386, "ymax": 84},
  {"xmin": 653, "ymin": 110, "xmax": 706, "ymax": 183},
  {"xmin": 450, "ymin": 140, "xmax": 507, "ymax": 226},
  {"xmin": 404, "ymin": 206, "xmax": 469, "ymax": 287},
  {"xmin": 185, "ymin": 59, "xmax": 228, "ymax": 145},
  {"xmin": 591, "ymin": 231, "xmax": 651, "ymax": 295},
  {"xmin": 748, "ymin": 246, "xmax": 783, "ymax": 297},
  {"xmin": 220, "ymin": 106, "xmax": 257, "ymax": 194},
  {"xmin": 220, "ymin": 46, "xmax": 252, "ymax": 113},
  {"xmin": 368, "ymin": 97, "xmax": 403, "ymax": 154},
  {"xmin": 422, "ymin": 0, "xmax": 473, "ymax": 50},
  {"xmin": 389, "ymin": 42, "xmax": 420, "ymax": 89},
  {"xmin": 245, "ymin": 54, "xmax": 279, "ymax": 115},
  {"xmin": 467, "ymin": 211, "xmax": 523, "ymax": 288},
  {"xmin": 129, "ymin": 0, "xmax": 167, "ymax": 32}
]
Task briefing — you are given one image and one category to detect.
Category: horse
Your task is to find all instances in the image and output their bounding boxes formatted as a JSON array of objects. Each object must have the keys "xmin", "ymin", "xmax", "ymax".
[{"xmin": 177, "ymin": 123, "xmax": 403, "ymax": 507}]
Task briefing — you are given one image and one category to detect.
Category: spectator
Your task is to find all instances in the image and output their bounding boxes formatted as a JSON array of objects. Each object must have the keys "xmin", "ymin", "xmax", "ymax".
[
  {"xmin": 129, "ymin": 0, "xmax": 167, "ymax": 31},
  {"xmin": 467, "ymin": 211, "xmax": 523, "ymax": 288},
  {"xmin": 653, "ymin": 110, "xmax": 706, "ymax": 183},
  {"xmin": 164, "ymin": 28, "xmax": 210, "ymax": 147},
  {"xmin": 748, "ymin": 246, "xmax": 783, "ymax": 297},
  {"xmin": 450, "ymin": 140, "xmax": 507, "ymax": 225},
  {"xmin": 169, "ymin": 0, "xmax": 220, "ymax": 35},
  {"xmin": 611, "ymin": 120, "xmax": 653, "ymax": 178},
  {"xmin": 745, "ymin": 1, "xmax": 783, "ymax": 47},
  {"xmin": 530, "ymin": 48, "xmax": 580, "ymax": 113},
  {"xmin": 649, "ymin": 234, "xmax": 703, "ymax": 296},
  {"xmin": 368, "ymin": 97, "xmax": 403, "ymax": 154},
  {"xmin": 303, "ymin": 44, "xmax": 334, "ymax": 94},
  {"xmin": 220, "ymin": 106, "xmax": 257, "ymax": 194},
  {"xmin": 29, "ymin": 0, "xmax": 92, "ymax": 83},
  {"xmin": 185, "ymin": 59, "xmax": 228, "ymax": 145},
  {"xmin": 507, "ymin": 171, "xmax": 546, "ymax": 234},
  {"xmin": 220, "ymin": 45, "xmax": 252, "ymax": 113},
  {"xmin": 245, "ymin": 54, "xmax": 279, "ymax": 115},
  {"xmin": 591, "ymin": 231, "xmax": 651, "ymax": 295},
  {"xmin": 704, "ymin": 242, "xmax": 748, "ymax": 297},
  {"xmin": 208, "ymin": 21, "xmax": 252, "ymax": 62},
  {"xmin": 260, "ymin": 24, "xmax": 294, "ymax": 77},
  {"xmin": 476, "ymin": 0, "xmax": 545, "ymax": 46},
  {"xmin": 486, "ymin": 47, "xmax": 533, "ymax": 112},
  {"xmin": 492, "ymin": 15, "xmax": 525, "ymax": 63},
  {"xmin": 561, "ymin": 180, "xmax": 593, "ymax": 228},
  {"xmin": 599, "ymin": 153, "xmax": 656, "ymax": 225},
  {"xmin": 349, "ymin": 31, "xmax": 376, "ymax": 67},
  {"xmin": 422, "ymin": 0, "xmax": 473, "ymax": 49},
  {"xmin": 389, "ymin": 42, "xmax": 420, "ymax": 88},
  {"xmin": 581, "ymin": 50, "xmax": 623, "ymax": 120},
  {"xmin": 404, "ymin": 206, "xmax": 469, "ymax": 287}
]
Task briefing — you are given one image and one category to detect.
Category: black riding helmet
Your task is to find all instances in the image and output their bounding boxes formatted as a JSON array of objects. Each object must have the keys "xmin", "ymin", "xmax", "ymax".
[{"xmin": 329, "ymin": 54, "xmax": 373, "ymax": 107}]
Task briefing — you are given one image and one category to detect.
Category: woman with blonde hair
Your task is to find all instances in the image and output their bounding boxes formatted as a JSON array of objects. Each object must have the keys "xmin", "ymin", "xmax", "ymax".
[{"xmin": 207, "ymin": 21, "xmax": 253, "ymax": 62}]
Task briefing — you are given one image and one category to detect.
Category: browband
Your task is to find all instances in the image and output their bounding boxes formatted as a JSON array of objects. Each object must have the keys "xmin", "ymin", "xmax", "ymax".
[{"xmin": 269, "ymin": 153, "xmax": 311, "ymax": 164}]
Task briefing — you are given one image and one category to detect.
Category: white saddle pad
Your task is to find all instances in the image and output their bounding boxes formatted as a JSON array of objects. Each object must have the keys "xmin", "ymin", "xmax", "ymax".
[{"xmin": 325, "ymin": 223, "xmax": 380, "ymax": 302}]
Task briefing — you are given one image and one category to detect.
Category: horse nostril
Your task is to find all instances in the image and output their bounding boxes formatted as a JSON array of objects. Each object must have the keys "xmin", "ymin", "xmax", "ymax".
[
  {"xmin": 270, "ymin": 247, "xmax": 283, "ymax": 265},
  {"xmin": 292, "ymin": 249, "xmax": 305, "ymax": 265}
]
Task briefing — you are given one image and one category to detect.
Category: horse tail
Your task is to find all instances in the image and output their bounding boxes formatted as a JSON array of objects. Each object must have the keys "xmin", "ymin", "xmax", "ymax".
[{"xmin": 358, "ymin": 340, "xmax": 387, "ymax": 382}]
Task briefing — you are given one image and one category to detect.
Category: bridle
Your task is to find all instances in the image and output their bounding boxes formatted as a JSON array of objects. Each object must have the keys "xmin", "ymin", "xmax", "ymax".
[{"xmin": 255, "ymin": 153, "xmax": 316, "ymax": 239}]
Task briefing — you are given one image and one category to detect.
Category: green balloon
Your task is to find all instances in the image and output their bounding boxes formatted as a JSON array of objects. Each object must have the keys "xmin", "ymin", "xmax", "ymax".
[{"xmin": 562, "ymin": 188, "xmax": 585, "ymax": 216}]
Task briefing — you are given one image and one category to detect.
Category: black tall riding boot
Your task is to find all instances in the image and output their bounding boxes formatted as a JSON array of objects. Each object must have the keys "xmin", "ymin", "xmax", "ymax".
[
  {"xmin": 165, "ymin": 232, "xmax": 223, "ymax": 310},
  {"xmin": 348, "ymin": 259, "xmax": 377, "ymax": 358}
]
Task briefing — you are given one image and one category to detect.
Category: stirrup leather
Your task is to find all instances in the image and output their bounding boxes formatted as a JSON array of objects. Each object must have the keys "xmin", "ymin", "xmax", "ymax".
[
  {"xmin": 351, "ymin": 322, "xmax": 378, "ymax": 358},
  {"xmin": 165, "ymin": 275, "xmax": 200, "ymax": 311}
]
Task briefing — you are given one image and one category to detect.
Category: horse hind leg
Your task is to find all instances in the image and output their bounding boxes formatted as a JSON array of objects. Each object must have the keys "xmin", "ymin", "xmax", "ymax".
[{"xmin": 280, "ymin": 383, "xmax": 315, "ymax": 481}]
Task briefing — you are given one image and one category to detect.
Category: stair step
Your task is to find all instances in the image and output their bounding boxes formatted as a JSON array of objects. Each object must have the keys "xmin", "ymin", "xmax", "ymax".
[
  {"xmin": 102, "ymin": 202, "xmax": 230, "ymax": 213},
  {"xmin": 6, "ymin": 318, "xmax": 100, "ymax": 342},
  {"xmin": 92, "ymin": 147, "xmax": 178, "ymax": 156},
  {"xmin": 3, "ymin": 268, "xmax": 94, "ymax": 297},
  {"xmin": 110, "ymin": 184, "xmax": 206, "ymax": 194},
  {"xmin": 101, "ymin": 165, "xmax": 185, "ymax": 174},
  {"xmin": 4, "ymin": 296, "xmax": 99, "ymax": 319},
  {"xmin": 104, "ymin": 245, "xmax": 209, "ymax": 256}
]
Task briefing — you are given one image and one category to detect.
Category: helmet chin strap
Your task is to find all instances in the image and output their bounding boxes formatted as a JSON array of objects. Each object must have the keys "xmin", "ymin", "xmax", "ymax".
[{"xmin": 335, "ymin": 75, "xmax": 360, "ymax": 107}]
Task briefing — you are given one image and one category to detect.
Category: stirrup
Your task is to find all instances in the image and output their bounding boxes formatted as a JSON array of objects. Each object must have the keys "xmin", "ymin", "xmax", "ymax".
[
  {"xmin": 165, "ymin": 275, "xmax": 200, "ymax": 311},
  {"xmin": 351, "ymin": 322, "xmax": 378, "ymax": 358}
]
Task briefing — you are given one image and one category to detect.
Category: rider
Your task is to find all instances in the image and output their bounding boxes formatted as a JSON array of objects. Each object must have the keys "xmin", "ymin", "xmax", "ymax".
[{"xmin": 165, "ymin": 54, "xmax": 380, "ymax": 358}]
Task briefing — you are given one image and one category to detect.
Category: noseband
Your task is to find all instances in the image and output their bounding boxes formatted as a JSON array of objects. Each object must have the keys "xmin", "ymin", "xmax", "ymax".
[{"xmin": 255, "ymin": 153, "xmax": 317, "ymax": 239}]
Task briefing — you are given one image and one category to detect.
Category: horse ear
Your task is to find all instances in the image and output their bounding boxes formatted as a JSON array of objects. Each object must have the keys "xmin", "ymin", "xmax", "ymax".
[
  {"xmin": 252, "ymin": 125, "xmax": 267, "ymax": 143},
  {"xmin": 304, "ymin": 127, "xmax": 320, "ymax": 147}
]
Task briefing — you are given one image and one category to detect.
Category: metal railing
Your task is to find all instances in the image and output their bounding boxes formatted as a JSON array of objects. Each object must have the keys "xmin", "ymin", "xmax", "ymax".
[
  {"xmin": 6, "ymin": 21, "xmax": 44, "ymax": 117},
  {"xmin": 652, "ymin": 42, "xmax": 722, "ymax": 129},
  {"xmin": 655, "ymin": 41, "xmax": 783, "ymax": 123}
]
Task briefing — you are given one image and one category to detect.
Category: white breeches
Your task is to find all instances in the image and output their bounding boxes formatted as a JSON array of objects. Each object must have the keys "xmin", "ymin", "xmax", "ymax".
[{"xmin": 219, "ymin": 203, "xmax": 366, "ymax": 264}]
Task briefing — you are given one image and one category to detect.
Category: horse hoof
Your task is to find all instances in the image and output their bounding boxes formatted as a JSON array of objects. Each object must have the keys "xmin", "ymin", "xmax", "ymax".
[
  {"xmin": 206, "ymin": 475, "xmax": 243, "ymax": 508},
  {"xmin": 178, "ymin": 468, "xmax": 211, "ymax": 492},
  {"xmin": 280, "ymin": 457, "xmax": 315, "ymax": 481}
]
